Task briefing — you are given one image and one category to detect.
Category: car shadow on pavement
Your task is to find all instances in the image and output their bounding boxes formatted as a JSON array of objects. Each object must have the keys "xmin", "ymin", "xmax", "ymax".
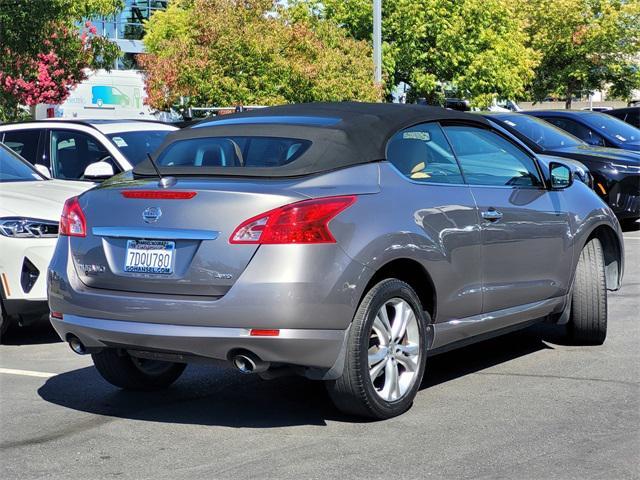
[
  {"xmin": 38, "ymin": 364, "xmax": 344, "ymax": 427},
  {"xmin": 423, "ymin": 324, "xmax": 557, "ymax": 389},
  {"xmin": 37, "ymin": 324, "xmax": 557, "ymax": 427},
  {"xmin": 2, "ymin": 322, "xmax": 62, "ymax": 346}
]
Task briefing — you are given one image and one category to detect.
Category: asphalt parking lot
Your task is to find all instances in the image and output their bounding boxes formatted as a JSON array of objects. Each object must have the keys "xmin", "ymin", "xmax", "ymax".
[{"xmin": 1, "ymin": 229, "xmax": 638, "ymax": 480}]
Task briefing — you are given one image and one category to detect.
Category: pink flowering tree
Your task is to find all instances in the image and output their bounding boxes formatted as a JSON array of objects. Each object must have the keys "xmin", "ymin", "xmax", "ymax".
[{"xmin": 0, "ymin": 1, "xmax": 122, "ymax": 121}]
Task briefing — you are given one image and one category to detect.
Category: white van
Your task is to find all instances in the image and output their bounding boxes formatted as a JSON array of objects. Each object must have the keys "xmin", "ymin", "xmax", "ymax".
[{"xmin": 36, "ymin": 70, "xmax": 156, "ymax": 120}]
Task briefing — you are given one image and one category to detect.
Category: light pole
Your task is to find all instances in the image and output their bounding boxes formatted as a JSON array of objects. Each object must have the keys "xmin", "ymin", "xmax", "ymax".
[{"xmin": 373, "ymin": 0, "xmax": 382, "ymax": 84}]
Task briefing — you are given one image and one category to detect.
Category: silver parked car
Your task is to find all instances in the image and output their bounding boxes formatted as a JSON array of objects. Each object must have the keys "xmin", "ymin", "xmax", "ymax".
[{"xmin": 48, "ymin": 103, "xmax": 624, "ymax": 419}]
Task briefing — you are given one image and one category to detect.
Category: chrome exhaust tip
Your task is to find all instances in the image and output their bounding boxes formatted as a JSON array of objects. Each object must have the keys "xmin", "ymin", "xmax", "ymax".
[
  {"xmin": 231, "ymin": 352, "xmax": 269, "ymax": 374},
  {"xmin": 68, "ymin": 336, "xmax": 86, "ymax": 355},
  {"xmin": 233, "ymin": 354, "xmax": 256, "ymax": 373}
]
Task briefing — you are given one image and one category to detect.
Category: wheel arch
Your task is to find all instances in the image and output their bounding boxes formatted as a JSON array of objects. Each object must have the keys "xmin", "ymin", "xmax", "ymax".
[
  {"xmin": 584, "ymin": 223, "xmax": 623, "ymax": 290},
  {"xmin": 361, "ymin": 258, "xmax": 437, "ymax": 321}
]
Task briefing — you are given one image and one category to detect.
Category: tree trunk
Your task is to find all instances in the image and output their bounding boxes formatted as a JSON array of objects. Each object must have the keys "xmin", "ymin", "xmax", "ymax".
[{"xmin": 565, "ymin": 93, "xmax": 572, "ymax": 110}]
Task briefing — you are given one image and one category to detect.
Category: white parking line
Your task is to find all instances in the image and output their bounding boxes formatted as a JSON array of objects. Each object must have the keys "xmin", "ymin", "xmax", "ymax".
[{"xmin": 0, "ymin": 367, "xmax": 56, "ymax": 378}]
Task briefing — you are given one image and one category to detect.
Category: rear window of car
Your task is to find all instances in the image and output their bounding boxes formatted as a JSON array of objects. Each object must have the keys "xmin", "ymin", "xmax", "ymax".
[{"xmin": 156, "ymin": 137, "xmax": 311, "ymax": 168}]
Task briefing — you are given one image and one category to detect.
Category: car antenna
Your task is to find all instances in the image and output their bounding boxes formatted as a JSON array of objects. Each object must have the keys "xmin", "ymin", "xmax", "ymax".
[
  {"xmin": 146, "ymin": 152, "xmax": 163, "ymax": 179},
  {"xmin": 146, "ymin": 152, "xmax": 176, "ymax": 188}
]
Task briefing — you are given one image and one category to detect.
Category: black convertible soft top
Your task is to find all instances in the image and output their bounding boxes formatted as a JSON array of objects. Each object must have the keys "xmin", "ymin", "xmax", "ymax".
[{"xmin": 134, "ymin": 102, "xmax": 490, "ymax": 178}]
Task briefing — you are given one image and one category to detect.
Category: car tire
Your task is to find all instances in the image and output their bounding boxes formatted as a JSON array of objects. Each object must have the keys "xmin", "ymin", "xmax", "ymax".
[
  {"xmin": 91, "ymin": 349, "xmax": 186, "ymax": 391},
  {"xmin": 326, "ymin": 279, "xmax": 428, "ymax": 419},
  {"xmin": 567, "ymin": 238, "xmax": 607, "ymax": 345}
]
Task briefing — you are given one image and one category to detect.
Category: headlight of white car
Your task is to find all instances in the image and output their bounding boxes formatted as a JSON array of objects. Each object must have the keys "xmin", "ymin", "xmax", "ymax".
[{"xmin": 0, "ymin": 217, "xmax": 59, "ymax": 238}]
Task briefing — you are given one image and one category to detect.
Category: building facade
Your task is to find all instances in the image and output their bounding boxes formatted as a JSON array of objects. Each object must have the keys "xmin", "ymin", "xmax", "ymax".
[{"xmin": 92, "ymin": 0, "xmax": 167, "ymax": 70}]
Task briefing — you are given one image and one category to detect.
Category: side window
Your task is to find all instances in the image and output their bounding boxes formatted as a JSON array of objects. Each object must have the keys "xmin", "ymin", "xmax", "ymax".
[
  {"xmin": 544, "ymin": 117, "xmax": 605, "ymax": 146},
  {"xmin": 386, "ymin": 122, "xmax": 464, "ymax": 184},
  {"xmin": 244, "ymin": 138, "xmax": 304, "ymax": 167},
  {"xmin": 2, "ymin": 130, "xmax": 41, "ymax": 165},
  {"xmin": 50, "ymin": 130, "xmax": 112, "ymax": 180},
  {"xmin": 442, "ymin": 125, "xmax": 543, "ymax": 187}
]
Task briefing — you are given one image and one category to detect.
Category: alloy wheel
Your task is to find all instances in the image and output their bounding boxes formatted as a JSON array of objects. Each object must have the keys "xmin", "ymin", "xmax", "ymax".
[{"xmin": 368, "ymin": 298, "xmax": 421, "ymax": 402}]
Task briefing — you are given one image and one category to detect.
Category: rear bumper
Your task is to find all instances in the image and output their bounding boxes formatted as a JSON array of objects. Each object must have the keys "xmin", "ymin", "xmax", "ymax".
[
  {"xmin": 48, "ymin": 236, "xmax": 370, "ymax": 331},
  {"xmin": 50, "ymin": 314, "xmax": 348, "ymax": 375},
  {"xmin": 47, "ymin": 221, "xmax": 370, "ymax": 378}
]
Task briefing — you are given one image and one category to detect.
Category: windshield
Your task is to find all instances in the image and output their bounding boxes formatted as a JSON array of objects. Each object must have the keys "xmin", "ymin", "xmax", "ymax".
[
  {"xmin": 156, "ymin": 137, "xmax": 312, "ymax": 168},
  {"xmin": 0, "ymin": 144, "xmax": 44, "ymax": 183},
  {"xmin": 107, "ymin": 130, "xmax": 174, "ymax": 165},
  {"xmin": 497, "ymin": 114, "xmax": 583, "ymax": 150},
  {"xmin": 582, "ymin": 113, "xmax": 640, "ymax": 144}
]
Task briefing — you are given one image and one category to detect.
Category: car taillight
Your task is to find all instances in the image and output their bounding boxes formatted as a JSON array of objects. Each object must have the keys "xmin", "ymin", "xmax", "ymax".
[
  {"xmin": 59, "ymin": 196, "xmax": 86, "ymax": 237},
  {"xmin": 230, "ymin": 195, "xmax": 356, "ymax": 244},
  {"xmin": 121, "ymin": 190, "xmax": 197, "ymax": 199}
]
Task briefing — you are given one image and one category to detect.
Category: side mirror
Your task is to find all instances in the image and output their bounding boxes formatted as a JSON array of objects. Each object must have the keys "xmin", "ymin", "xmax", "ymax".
[
  {"xmin": 84, "ymin": 160, "xmax": 114, "ymax": 179},
  {"xmin": 549, "ymin": 162, "xmax": 573, "ymax": 189},
  {"xmin": 34, "ymin": 164, "xmax": 51, "ymax": 178}
]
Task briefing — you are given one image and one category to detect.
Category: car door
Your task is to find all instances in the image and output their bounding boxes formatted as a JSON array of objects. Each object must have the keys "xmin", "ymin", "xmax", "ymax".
[
  {"xmin": 442, "ymin": 123, "xmax": 573, "ymax": 313},
  {"xmin": 386, "ymin": 122, "xmax": 483, "ymax": 321},
  {"xmin": 48, "ymin": 129, "xmax": 116, "ymax": 180}
]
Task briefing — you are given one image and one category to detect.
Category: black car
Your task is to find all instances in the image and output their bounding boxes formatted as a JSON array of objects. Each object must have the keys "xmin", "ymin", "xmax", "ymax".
[
  {"xmin": 525, "ymin": 109, "xmax": 640, "ymax": 152},
  {"xmin": 483, "ymin": 112, "xmax": 640, "ymax": 222},
  {"xmin": 606, "ymin": 107, "xmax": 640, "ymax": 129}
]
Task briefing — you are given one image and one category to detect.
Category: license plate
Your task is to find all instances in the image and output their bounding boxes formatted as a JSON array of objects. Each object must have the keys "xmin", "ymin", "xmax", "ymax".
[{"xmin": 124, "ymin": 239, "xmax": 175, "ymax": 274}]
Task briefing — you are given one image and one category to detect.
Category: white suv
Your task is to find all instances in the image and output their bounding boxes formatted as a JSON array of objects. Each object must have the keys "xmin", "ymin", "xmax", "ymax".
[
  {"xmin": 0, "ymin": 144, "xmax": 90, "ymax": 338},
  {"xmin": 0, "ymin": 120, "xmax": 178, "ymax": 181}
]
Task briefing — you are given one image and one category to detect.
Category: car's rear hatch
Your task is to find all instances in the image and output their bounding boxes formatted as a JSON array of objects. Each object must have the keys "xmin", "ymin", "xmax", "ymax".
[{"xmin": 71, "ymin": 178, "xmax": 308, "ymax": 296}]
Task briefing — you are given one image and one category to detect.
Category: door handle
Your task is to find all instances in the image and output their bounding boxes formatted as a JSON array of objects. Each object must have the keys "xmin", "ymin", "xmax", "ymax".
[{"xmin": 481, "ymin": 209, "xmax": 503, "ymax": 221}]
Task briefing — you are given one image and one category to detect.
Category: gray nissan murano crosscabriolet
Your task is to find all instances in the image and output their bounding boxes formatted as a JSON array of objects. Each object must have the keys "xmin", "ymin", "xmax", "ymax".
[{"xmin": 48, "ymin": 103, "xmax": 624, "ymax": 419}]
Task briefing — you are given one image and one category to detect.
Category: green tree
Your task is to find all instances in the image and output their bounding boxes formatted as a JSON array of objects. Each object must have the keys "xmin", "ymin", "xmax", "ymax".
[
  {"xmin": 293, "ymin": 0, "xmax": 538, "ymax": 107},
  {"xmin": 523, "ymin": 0, "xmax": 640, "ymax": 108},
  {"xmin": 140, "ymin": 0, "xmax": 380, "ymax": 110},
  {"xmin": 0, "ymin": 0, "xmax": 122, "ymax": 121}
]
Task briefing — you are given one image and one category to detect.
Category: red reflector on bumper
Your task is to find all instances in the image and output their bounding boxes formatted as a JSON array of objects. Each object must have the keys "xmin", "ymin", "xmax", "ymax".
[
  {"xmin": 249, "ymin": 329, "xmax": 280, "ymax": 337},
  {"xmin": 121, "ymin": 190, "xmax": 197, "ymax": 199},
  {"xmin": 51, "ymin": 311, "xmax": 63, "ymax": 319}
]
